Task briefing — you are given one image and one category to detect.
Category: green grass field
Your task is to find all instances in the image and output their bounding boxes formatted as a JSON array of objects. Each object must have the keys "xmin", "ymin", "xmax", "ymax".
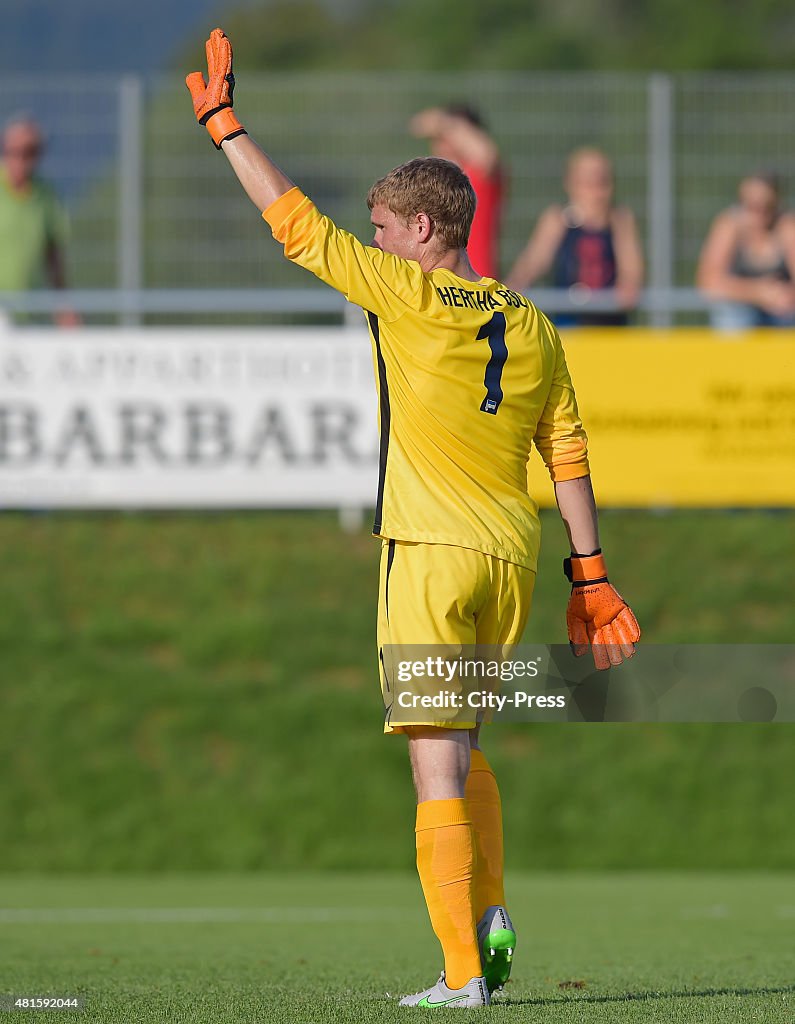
[
  {"xmin": 3, "ymin": 873, "xmax": 794, "ymax": 1022},
  {"xmin": 2, "ymin": 510, "xmax": 794, "ymax": 1021},
  {"xmin": 2, "ymin": 510, "xmax": 795, "ymax": 873}
]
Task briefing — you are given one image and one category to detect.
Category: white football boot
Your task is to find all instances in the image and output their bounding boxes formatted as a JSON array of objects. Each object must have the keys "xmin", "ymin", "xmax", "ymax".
[{"xmin": 399, "ymin": 972, "xmax": 490, "ymax": 1008}]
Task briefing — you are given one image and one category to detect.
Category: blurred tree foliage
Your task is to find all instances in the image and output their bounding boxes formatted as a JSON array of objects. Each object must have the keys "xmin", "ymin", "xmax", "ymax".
[{"xmin": 211, "ymin": 0, "xmax": 795, "ymax": 72}]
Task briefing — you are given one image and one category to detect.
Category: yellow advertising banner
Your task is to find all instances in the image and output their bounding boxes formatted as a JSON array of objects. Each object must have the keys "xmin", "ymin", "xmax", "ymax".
[{"xmin": 527, "ymin": 330, "xmax": 795, "ymax": 507}]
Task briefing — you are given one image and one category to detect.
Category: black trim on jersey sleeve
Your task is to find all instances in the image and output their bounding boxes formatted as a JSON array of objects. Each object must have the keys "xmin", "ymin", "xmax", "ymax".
[{"xmin": 368, "ymin": 311, "xmax": 391, "ymax": 535}]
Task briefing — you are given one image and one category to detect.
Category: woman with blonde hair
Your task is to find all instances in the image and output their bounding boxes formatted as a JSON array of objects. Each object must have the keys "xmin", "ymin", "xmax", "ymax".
[{"xmin": 507, "ymin": 147, "xmax": 643, "ymax": 326}]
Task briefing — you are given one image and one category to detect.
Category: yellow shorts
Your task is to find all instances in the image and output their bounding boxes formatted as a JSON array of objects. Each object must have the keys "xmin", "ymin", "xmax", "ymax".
[{"xmin": 377, "ymin": 540, "xmax": 535, "ymax": 733}]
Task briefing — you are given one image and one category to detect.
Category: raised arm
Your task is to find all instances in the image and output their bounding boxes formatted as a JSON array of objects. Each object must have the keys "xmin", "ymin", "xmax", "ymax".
[
  {"xmin": 186, "ymin": 29, "xmax": 419, "ymax": 321},
  {"xmin": 409, "ymin": 107, "xmax": 500, "ymax": 176},
  {"xmin": 221, "ymin": 135, "xmax": 295, "ymax": 212},
  {"xmin": 186, "ymin": 29, "xmax": 294, "ymax": 211}
]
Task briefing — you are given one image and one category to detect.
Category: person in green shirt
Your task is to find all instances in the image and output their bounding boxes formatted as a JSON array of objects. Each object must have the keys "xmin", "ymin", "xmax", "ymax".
[{"xmin": 0, "ymin": 116, "xmax": 79, "ymax": 326}]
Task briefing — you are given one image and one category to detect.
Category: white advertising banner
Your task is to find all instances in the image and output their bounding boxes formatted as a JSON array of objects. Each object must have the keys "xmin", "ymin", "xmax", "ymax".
[
  {"xmin": 0, "ymin": 327, "xmax": 380, "ymax": 508},
  {"xmin": 4, "ymin": 325, "xmax": 792, "ymax": 510}
]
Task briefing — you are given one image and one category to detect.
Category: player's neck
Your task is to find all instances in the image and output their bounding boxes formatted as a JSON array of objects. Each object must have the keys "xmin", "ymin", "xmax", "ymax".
[{"xmin": 421, "ymin": 247, "xmax": 481, "ymax": 282}]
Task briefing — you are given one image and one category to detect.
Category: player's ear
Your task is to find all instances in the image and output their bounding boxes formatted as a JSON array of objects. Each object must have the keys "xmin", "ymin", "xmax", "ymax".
[{"xmin": 415, "ymin": 212, "xmax": 433, "ymax": 243}]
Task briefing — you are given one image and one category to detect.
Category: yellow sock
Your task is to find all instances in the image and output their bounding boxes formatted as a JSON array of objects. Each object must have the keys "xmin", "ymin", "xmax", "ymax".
[
  {"xmin": 415, "ymin": 798, "xmax": 482, "ymax": 990},
  {"xmin": 465, "ymin": 749, "xmax": 505, "ymax": 919}
]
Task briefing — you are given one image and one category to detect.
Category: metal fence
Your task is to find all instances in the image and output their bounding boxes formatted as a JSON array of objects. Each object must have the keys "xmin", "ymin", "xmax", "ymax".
[{"xmin": 4, "ymin": 71, "xmax": 795, "ymax": 324}]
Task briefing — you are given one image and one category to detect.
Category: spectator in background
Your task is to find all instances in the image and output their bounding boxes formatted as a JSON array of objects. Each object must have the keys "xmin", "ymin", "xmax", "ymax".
[
  {"xmin": 409, "ymin": 104, "xmax": 504, "ymax": 279},
  {"xmin": 506, "ymin": 147, "xmax": 643, "ymax": 327},
  {"xmin": 0, "ymin": 115, "xmax": 79, "ymax": 327},
  {"xmin": 697, "ymin": 172, "xmax": 795, "ymax": 330}
]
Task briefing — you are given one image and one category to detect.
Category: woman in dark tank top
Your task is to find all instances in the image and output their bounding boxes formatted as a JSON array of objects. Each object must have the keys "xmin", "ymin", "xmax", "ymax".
[
  {"xmin": 506, "ymin": 147, "xmax": 644, "ymax": 328},
  {"xmin": 729, "ymin": 222, "xmax": 791, "ymax": 282},
  {"xmin": 552, "ymin": 214, "xmax": 625, "ymax": 326},
  {"xmin": 697, "ymin": 172, "xmax": 795, "ymax": 330}
]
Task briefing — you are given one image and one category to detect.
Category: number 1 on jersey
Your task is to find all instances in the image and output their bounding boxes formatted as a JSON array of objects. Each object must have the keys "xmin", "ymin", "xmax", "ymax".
[{"xmin": 477, "ymin": 312, "xmax": 508, "ymax": 415}]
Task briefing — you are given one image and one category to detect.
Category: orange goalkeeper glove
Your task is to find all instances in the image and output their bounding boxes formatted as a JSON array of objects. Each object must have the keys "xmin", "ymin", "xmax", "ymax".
[
  {"xmin": 564, "ymin": 549, "xmax": 641, "ymax": 671},
  {"xmin": 186, "ymin": 28, "xmax": 247, "ymax": 149}
]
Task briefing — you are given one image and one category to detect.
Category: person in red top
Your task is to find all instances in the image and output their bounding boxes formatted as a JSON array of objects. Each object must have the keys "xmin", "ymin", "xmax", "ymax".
[{"xmin": 410, "ymin": 104, "xmax": 504, "ymax": 279}]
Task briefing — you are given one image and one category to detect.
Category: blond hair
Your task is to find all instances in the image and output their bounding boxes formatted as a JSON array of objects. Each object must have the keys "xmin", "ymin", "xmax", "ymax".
[
  {"xmin": 366, "ymin": 157, "xmax": 476, "ymax": 250},
  {"xmin": 566, "ymin": 146, "xmax": 613, "ymax": 177}
]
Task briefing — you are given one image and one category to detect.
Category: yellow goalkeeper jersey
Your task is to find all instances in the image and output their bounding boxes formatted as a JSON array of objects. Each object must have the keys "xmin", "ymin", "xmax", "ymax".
[{"xmin": 263, "ymin": 188, "xmax": 589, "ymax": 571}]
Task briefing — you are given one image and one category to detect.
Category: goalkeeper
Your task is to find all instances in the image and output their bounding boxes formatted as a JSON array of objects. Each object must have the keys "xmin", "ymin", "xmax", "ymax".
[{"xmin": 187, "ymin": 29, "xmax": 640, "ymax": 1010}]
